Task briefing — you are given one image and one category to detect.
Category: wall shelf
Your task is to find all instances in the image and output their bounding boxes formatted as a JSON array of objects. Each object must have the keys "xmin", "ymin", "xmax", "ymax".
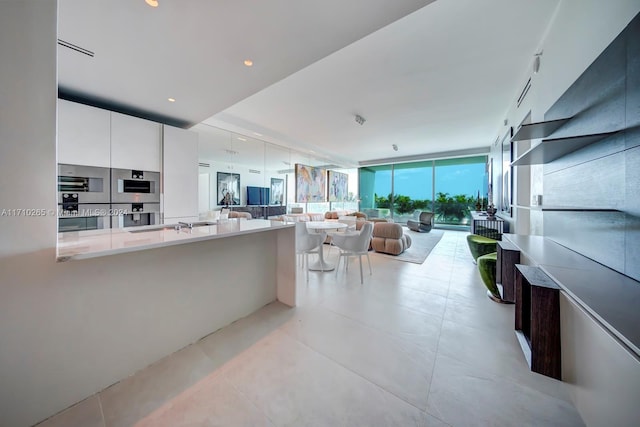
[
  {"xmin": 511, "ymin": 205, "xmax": 620, "ymax": 212},
  {"xmin": 511, "ymin": 131, "xmax": 619, "ymax": 166},
  {"xmin": 511, "ymin": 117, "xmax": 571, "ymax": 142}
]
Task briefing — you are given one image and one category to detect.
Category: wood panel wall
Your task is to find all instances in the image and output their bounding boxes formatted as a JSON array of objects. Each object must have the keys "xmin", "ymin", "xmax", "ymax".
[{"xmin": 542, "ymin": 13, "xmax": 640, "ymax": 281}]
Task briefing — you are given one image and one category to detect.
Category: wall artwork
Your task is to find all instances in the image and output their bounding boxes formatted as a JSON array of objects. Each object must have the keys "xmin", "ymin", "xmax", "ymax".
[
  {"xmin": 295, "ymin": 163, "xmax": 326, "ymax": 203},
  {"xmin": 328, "ymin": 170, "xmax": 348, "ymax": 202},
  {"xmin": 270, "ymin": 178, "xmax": 285, "ymax": 205},
  {"xmin": 217, "ymin": 172, "xmax": 240, "ymax": 206}
]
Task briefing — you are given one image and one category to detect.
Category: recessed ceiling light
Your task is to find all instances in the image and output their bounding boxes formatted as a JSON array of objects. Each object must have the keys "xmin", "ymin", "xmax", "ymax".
[
  {"xmin": 244, "ymin": 59, "xmax": 253, "ymax": 67},
  {"xmin": 167, "ymin": 97, "xmax": 176, "ymax": 102},
  {"xmin": 253, "ymin": 132, "xmax": 263, "ymax": 137},
  {"xmin": 145, "ymin": 0, "xmax": 159, "ymax": 7},
  {"xmin": 237, "ymin": 137, "xmax": 247, "ymax": 141}
]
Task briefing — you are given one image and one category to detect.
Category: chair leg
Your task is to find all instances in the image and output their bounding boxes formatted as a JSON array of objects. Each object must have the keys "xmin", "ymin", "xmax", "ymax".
[
  {"xmin": 358, "ymin": 255, "xmax": 363, "ymax": 284},
  {"xmin": 305, "ymin": 253, "xmax": 309, "ymax": 283},
  {"xmin": 366, "ymin": 253, "xmax": 372, "ymax": 275},
  {"xmin": 335, "ymin": 253, "xmax": 341, "ymax": 278}
]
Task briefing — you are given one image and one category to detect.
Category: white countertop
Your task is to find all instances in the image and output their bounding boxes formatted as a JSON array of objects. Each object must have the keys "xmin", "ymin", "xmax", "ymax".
[{"xmin": 57, "ymin": 219, "xmax": 294, "ymax": 261}]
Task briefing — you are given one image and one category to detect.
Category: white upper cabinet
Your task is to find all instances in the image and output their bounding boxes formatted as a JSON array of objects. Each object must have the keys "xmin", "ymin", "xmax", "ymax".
[
  {"xmin": 162, "ymin": 125, "xmax": 199, "ymax": 222},
  {"xmin": 110, "ymin": 112, "xmax": 161, "ymax": 172},
  {"xmin": 57, "ymin": 99, "xmax": 111, "ymax": 167}
]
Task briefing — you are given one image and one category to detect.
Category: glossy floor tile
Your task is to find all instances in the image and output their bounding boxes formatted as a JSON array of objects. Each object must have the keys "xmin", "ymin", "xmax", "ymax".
[{"xmin": 36, "ymin": 230, "xmax": 583, "ymax": 427}]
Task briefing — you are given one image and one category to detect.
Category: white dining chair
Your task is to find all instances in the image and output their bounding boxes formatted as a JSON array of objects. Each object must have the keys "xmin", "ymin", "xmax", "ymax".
[
  {"xmin": 332, "ymin": 221, "xmax": 373, "ymax": 284},
  {"xmin": 326, "ymin": 216, "xmax": 357, "ymax": 254},
  {"xmin": 295, "ymin": 222, "xmax": 325, "ymax": 282},
  {"xmin": 337, "ymin": 215, "xmax": 357, "ymax": 232}
]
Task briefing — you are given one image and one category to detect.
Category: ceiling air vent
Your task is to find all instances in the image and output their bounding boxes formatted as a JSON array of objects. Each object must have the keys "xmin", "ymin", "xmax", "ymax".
[
  {"xmin": 516, "ymin": 77, "xmax": 531, "ymax": 108},
  {"xmin": 57, "ymin": 39, "xmax": 95, "ymax": 57},
  {"xmin": 249, "ymin": 169, "xmax": 261, "ymax": 174},
  {"xmin": 198, "ymin": 162, "xmax": 210, "ymax": 168}
]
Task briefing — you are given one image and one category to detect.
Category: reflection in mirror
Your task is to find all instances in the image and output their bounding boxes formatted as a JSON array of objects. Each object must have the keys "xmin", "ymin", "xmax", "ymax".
[
  {"xmin": 193, "ymin": 123, "xmax": 357, "ymax": 219},
  {"xmin": 193, "ymin": 124, "xmax": 265, "ymax": 218},
  {"xmin": 193, "ymin": 124, "xmax": 229, "ymax": 218},
  {"xmin": 265, "ymin": 143, "xmax": 290, "ymax": 218}
]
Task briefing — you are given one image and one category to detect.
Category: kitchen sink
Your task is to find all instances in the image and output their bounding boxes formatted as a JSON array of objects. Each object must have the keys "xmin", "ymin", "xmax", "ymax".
[
  {"xmin": 127, "ymin": 222, "xmax": 217, "ymax": 233},
  {"xmin": 179, "ymin": 221, "xmax": 217, "ymax": 227}
]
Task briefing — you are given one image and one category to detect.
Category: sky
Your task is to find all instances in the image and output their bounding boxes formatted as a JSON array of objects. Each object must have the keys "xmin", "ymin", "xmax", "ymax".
[{"xmin": 373, "ymin": 163, "xmax": 488, "ymax": 200}]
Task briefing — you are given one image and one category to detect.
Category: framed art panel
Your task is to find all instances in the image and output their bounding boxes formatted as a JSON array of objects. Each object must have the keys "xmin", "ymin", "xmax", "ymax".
[
  {"xmin": 270, "ymin": 178, "xmax": 285, "ymax": 205},
  {"xmin": 295, "ymin": 163, "xmax": 326, "ymax": 203},
  {"xmin": 327, "ymin": 170, "xmax": 348, "ymax": 202},
  {"xmin": 217, "ymin": 172, "xmax": 240, "ymax": 206}
]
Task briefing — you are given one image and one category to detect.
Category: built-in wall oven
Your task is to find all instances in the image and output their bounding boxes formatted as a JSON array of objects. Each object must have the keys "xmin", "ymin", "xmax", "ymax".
[
  {"xmin": 110, "ymin": 168, "xmax": 161, "ymax": 228},
  {"xmin": 111, "ymin": 168, "xmax": 160, "ymax": 204},
  {"xmin": 111, "ymin": 202, "xmax": 160, "ymax": 228},
  {"xmin": 58, "ymin": 164, "xmax": 111, "ymax": 232}
]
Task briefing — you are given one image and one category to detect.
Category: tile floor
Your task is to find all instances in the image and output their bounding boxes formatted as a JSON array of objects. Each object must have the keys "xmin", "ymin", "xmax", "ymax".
[{"xmin": 36, "ymin": 230, "xmax": 585, "ymax": 427}]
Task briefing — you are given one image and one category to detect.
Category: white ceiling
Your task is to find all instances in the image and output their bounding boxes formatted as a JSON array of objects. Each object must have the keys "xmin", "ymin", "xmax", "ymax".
[{"xmin": 58, "ymin": 0, "xmax": 560, "ymax": 167}]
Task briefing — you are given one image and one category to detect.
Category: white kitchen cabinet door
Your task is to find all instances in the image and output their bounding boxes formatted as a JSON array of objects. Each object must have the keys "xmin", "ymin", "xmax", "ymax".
[
  {"xmin": 111, "ymin": 112, "xmax": 161, "ymax": 171},
  {"xmin": 57, "ymin": 99, "xmax": 111, "ymax": 167},
  {"xmin": 162, "ymin": 125, "xmax": 199, "ymax": 222}
]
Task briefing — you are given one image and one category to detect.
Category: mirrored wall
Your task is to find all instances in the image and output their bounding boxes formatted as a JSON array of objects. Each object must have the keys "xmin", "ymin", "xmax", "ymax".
[{"xmin": 193, "ymin": 123, "xmax": 358, "ymax": 219}]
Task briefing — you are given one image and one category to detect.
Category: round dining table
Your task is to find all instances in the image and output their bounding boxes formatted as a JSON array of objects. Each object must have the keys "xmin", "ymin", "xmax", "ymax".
[{"xmin": 305, "ymin": 221, "xmax": 348, "ymax": 271}]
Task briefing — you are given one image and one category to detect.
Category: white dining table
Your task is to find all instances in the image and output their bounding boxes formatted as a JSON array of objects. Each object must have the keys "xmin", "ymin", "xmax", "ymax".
[{"xmin": 305, "ymin": 221, "xmax": 348, "ymax": 271}]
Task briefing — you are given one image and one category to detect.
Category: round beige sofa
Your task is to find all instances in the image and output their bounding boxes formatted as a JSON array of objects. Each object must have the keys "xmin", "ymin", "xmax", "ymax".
[{"xmin": 370, "ymin": 222, "xmax": 412, "ymax": 255}]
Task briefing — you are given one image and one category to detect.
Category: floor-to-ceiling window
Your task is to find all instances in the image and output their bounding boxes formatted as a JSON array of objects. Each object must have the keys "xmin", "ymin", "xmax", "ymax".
[
  {"xmin": 433, "ymin": 156, "xmax": 487, "ymax": 227},
  {"xmin": 391, "ymin": 161, "xmax": 433, "ymax": 224},
  {"xmin": 359, "ymin": 165, "xmax": 392, "ymax": 219},
  {"xmin": 358, "ymin": 156, "xmax": 487, "ymax": 227}
]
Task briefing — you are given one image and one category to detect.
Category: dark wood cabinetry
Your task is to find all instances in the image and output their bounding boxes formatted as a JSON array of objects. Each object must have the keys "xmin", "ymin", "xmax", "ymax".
[
  {"xmin": 231, "ymin": 205, "xmax": 286, "ymax": 219},
  {"xmin": 496, "ymin": 240, "xmax": 520, "ymax": 303},
  {"xmin": 515, "ymin": 264, "xmax": 561, "ymax": 380}
]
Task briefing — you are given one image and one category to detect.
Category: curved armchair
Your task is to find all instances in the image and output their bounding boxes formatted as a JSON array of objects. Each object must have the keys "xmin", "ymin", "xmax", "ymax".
[
  {"xmin": 332, "ymin": 221, "xmax": 373, "ymax": 284},
  {"xmin": 407, "ymin": 211, "xmax": 434, "ymax": 233},
  {"xmin": 295, "ymin": 222, "xmax": 324, "ymax": 282}
]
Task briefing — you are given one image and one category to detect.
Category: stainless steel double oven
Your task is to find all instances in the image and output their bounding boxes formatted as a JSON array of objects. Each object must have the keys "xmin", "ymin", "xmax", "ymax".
[
  {"xmin": 110, "ymin": 168, "xmax": 160, "ymax": 228},
  {"xmin": 57, "ymin": 164, "xmax": 111, "ymax": 232},
  {"xmin": 57, "ymin": 164, "xmax": 160, "ymax": 232}
]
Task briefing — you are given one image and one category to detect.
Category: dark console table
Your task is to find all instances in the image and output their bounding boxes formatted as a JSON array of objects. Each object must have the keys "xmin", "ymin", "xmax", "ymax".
[
  {"xmin": 496, "ymin": 240, "xmax": 520, "ymax": 303},
  {"xmin": 470, "ymin": 211, "xmax": 504, "ymax": 239},
  {"xmin": 515, "ymin": 264, "xmax": 561, "ymax": 380},
  {"xmin": 231, "ymin": 205, "xmax": 286, "ymax": 219}
]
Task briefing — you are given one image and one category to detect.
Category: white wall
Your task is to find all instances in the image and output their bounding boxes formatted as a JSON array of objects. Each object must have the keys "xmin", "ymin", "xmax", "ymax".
[
  {"xmin": 504, "ymin": 0, "xmax": 640, "ymax": 129},
  {"xmin": 0, "ymin": 0, "xmax": 58, "ymax": 258},
  {"xmin": 0, "ymin": 3, "xmax": 284, "ymax": 427},
  {"xmin": 561, "ymin": 294, "xmax": 640, "ymax": 427}
]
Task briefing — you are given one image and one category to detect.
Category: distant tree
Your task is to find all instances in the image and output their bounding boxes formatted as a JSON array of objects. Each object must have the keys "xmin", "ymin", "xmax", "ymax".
[
  {"xmin": 434, "ymin": 192, "xmax": 474, "ymax": 223},
  {"xmin": 374, "ymin": 193, "xmax": 390, "ymax": 208},
  {"xmin": 393, "ymin": 194, "xmax": 413, "ymax": 214}
]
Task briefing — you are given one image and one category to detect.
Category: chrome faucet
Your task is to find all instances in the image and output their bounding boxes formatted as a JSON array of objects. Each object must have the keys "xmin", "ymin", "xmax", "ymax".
[{"xmin": 178, "ymin": 221, "xmax": 194, "ymax": 229}]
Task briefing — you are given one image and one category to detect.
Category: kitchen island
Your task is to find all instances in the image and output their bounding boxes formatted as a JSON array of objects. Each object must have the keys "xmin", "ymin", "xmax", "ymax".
[
  {"xmin": 57, "ymin": 218, "xmax": 297, "ymax": 307},
  {"xmin": 0, "ymin": 216, "xmax": 297, "ymax": 427}
]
